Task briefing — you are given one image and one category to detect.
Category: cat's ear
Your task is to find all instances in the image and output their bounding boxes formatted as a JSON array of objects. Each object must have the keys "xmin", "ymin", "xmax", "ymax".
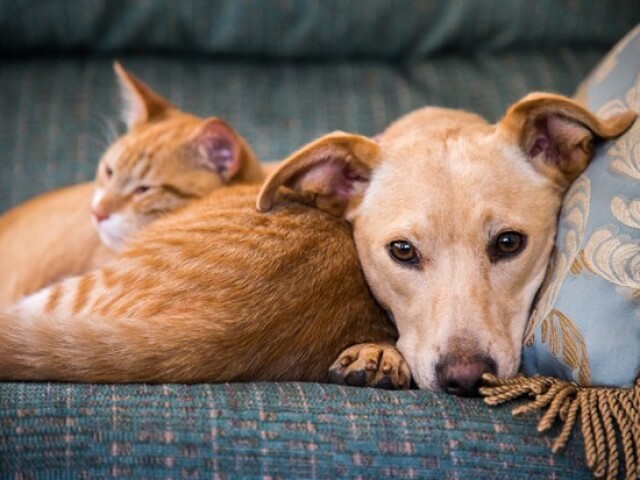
[
  {"xmin": 193, "ymin": 119, "xmax": 243, "ymax": 182},
  {"xmin": 257, "ymin": 131, "xmax": 381, "ymax": 217},
  {"xmin": 114, "ymin": 62, "xmax": 175, "ymax": 130}
]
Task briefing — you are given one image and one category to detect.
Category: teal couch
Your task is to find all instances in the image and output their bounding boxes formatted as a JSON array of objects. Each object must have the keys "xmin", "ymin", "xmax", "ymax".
[{"xmin": 1, "ymin": 1, "xmax": 639, "ymax": 477}]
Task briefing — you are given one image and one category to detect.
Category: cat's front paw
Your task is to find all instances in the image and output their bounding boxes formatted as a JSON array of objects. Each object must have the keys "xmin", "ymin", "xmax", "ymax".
[{"xmin": 329, "ymin": 343, "xmax": 411, "ymax": 390}]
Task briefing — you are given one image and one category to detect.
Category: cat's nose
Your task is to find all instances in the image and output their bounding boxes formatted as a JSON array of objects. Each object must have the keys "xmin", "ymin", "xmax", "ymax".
[{"xmin": 92, "ymin": 210, "xmax": 110, "ymax": 223}]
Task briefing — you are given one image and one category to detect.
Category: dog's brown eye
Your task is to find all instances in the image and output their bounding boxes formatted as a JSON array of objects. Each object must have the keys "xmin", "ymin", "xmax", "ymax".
[
  {"xmin": 490, "ymin": 231, "xmax": 527, "ymax": 262},
  {"xmin": 497, "ymin": 232, "xmax": 523, "ymax": 254},
  {"xmin": 389, "ymin": 240, "xmax": 419, "ymax": 266}
]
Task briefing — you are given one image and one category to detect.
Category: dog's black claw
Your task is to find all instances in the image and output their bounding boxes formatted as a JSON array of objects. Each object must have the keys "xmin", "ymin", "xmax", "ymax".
[
  {"xmin": 344, "ymin": 368, "xmax": 368, "ymax": 387},
  {"xmin": 328, "ymin": 368, "xmax": 346, "ymax": 385},
  {"xmin": 372, "ymin": 375, "xmax": 396, "ymax": 390}
]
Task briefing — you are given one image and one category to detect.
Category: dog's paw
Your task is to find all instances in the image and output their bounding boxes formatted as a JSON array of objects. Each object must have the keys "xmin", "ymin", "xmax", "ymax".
[{"xmin": 328, "ymin": 343, "xmax": 411, "ymax": 390}]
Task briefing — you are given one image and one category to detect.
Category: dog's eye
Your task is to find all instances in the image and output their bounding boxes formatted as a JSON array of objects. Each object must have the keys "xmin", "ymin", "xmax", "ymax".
[
  {"xmin": 489, "ymin": 231, "xmax": 527, "ymax": 261},
  {"xmin": 389, "ymin": 240, "xmax": 419, "ymax": 266}
]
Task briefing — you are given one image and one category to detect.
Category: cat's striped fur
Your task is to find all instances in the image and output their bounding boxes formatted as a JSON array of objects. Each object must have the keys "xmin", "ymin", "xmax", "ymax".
[{"xmin": 0, "ymin": 185, "xmax": 397, "ymax": 383}]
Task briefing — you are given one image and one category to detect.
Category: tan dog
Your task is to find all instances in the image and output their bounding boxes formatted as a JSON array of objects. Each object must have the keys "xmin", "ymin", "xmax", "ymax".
[{"xmin": 259, "ymin": 93, "xmax": 636, "ymax": 394}]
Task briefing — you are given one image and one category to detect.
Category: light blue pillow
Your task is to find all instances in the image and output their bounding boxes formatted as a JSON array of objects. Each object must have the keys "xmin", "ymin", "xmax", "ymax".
[{"xmin": 521, "ymin": 24, "xmax": 640, "ymax": 387}]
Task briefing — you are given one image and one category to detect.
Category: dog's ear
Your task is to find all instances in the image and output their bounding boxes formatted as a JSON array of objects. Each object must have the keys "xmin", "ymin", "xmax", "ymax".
[
  {"xmin": 500, "ymin": 93, "xmax": 636, "ymax": 188},
  {"xmin": 257, "ymin": 131, "xmax": 381, "ymax": 217}
]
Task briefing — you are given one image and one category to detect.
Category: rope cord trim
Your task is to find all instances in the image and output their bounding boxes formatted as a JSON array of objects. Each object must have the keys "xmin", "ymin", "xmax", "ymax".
[{"xmin": 480, "ymin": 374, "xmax": 640, "ymax": 480}]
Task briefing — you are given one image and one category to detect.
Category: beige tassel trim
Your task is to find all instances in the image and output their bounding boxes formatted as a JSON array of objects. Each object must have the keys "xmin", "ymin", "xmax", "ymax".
[{"xmin": 480, "ymin": 374, "xmax": 640, "ymax": 480}]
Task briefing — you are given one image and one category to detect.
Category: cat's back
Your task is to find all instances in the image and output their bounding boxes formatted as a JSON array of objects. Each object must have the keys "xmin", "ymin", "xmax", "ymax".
[
  {"xmin": 118, "ymin": 184, "xmax": 361, "ymax": 306},
  {"xmin": 104, "ymin": 183, "xmax": 377, "ymax": 322},
  {"xmin": 99, "ymin": 184, "xmax": 392, "ymax": 381}
]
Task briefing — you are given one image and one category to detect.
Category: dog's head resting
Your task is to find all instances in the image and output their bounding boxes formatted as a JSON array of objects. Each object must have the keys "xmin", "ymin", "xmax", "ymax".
[{"xmin": 258, "ymin": 93, "xmax": 636, "ymax": 394}]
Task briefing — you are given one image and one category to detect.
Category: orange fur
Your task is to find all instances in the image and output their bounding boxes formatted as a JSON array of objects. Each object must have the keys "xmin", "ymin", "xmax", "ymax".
[
  {"xmin": 0, "ymin": 182, "xmax": 107, "ymax": 306},
  {"xmin": 0, "ymin": 63, "xmax": 264, "ymax": 306},
  {"xmin": 0, "ymin": 186, "xmax": 397, "ymax": 383}
]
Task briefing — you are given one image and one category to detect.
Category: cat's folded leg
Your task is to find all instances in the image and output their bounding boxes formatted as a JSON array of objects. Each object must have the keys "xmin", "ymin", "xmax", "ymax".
[{"xmin": 328, "ymin": 343, "xmax": 411, "ymax": 390}]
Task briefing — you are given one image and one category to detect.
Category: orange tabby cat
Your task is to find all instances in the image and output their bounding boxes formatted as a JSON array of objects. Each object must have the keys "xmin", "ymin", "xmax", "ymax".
[
  {"xmin": 0, "ymin": 181, "xmax": 402, "ymax": 386},
  {"xmin": 0, "ymin": 63, "xmax": 264, "ymax": 306}
]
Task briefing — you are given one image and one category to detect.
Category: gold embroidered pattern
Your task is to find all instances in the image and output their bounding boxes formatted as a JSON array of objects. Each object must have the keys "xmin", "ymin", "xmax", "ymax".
[
  {"xmin": 583, "ymin": 228, "xmax": 640, "ymax": 290},
  {"xmin": 609, "ymin": 131, "xmax": 640, "ymax": 182},
  {"xmin": 591, "ymin": 24, "xmax": 640, "ymax": 86},
  {"xmin": 539, "ymin": 309, "xmax": 590, "ymax": 386},
  {"xmin": 525, "ymin": 176, "xmax": 590, "ymax": 344},
  {"xmin": 574, "ymin": 24, "xmax": 640, "ymax": 102},
  {"xmin": 585, "ymin": 72, "xmax": 640, "ymax": 294},
  {"xmin": 598, "ymin": 71, "xmax": 640, "ymax": 182},
  {"xmin": 611, "ymin": 196, "xmax": 640, "ymax": 229},
  {"xmin": 570, "ymin": 250, "xmax": 589, "ymax": 274}
]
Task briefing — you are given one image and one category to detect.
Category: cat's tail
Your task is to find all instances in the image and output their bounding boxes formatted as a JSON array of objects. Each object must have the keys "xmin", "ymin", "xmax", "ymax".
[
  {"xmin": 0, "ymin": 272, "xmax": 206, "ymax": 383},
  {"xmin": 0, "ymin": 274, "xmax": 128, "ymax": 381}
]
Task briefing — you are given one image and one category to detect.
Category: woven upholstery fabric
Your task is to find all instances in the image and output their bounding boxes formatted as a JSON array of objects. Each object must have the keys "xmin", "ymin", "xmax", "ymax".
[
  {"xmin": 0, "ymin": 51, "xmax": 609, "ymax": 211},
  {"xmin": 1, "ymin": 0, "xmax": 638, "ymax": 58},
  {"xmin": 0, "ymin": 382, "xmax": 590, "ymax": 478}
]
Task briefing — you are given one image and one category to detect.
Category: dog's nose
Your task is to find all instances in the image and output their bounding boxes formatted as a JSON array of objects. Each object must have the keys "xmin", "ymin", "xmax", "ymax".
[{"xmin": 436, "ymin": 355, "xmax": 496, "ymax": 396}]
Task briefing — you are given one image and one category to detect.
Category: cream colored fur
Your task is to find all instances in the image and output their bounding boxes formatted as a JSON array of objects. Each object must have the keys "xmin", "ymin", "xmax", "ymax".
[{"xmin": 261, "ymin": 93, "xmax": 636, "ymax": 393}]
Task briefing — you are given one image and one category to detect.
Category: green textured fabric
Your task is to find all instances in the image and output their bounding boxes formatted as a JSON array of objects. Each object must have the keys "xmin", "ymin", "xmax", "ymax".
[
  {"xmin": 0, "ymin": 51, "xmax": 608, "ymax": 211},
  {"xmin": 0, "ymin": 382, "xmax": 590, "ymax": 478},
  {"xmin": 1, "ymin": 0, "xmax": 638, "ymax": 57}
]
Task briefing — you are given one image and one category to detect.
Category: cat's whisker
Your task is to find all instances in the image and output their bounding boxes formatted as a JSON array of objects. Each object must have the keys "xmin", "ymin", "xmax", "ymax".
[{"xmin": 88, "ymin": 113, "xmax": 123, "ymax": 152}]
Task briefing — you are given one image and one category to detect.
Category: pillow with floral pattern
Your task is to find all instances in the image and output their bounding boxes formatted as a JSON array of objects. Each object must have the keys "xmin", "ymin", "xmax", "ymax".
[{"xmin": 521, "ymin": 24, "xmax": 640, "ymax": 387}]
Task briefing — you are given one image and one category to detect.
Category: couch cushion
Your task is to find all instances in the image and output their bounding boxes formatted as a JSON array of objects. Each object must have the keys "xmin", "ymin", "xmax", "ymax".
[
  {"xmin": 1, "ymin": 0, "xmax": 638, "ymax": 57},
  {"xmin": 0, "ymin": 382, "xmax": 590, "ymax": 478},
  {"xmin": 0, "ymin": 50, "xmax": 609, "ymax": 212},
  {"xmin": 522, "ymin": 24, "xmax": 640, "ymax": 387}
]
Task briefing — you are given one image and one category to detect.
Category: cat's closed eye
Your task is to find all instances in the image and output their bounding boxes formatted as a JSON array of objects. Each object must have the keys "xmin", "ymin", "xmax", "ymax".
[{"xmin": 134, "ymin": 185, "xmax": 151, "ymax": 195}]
